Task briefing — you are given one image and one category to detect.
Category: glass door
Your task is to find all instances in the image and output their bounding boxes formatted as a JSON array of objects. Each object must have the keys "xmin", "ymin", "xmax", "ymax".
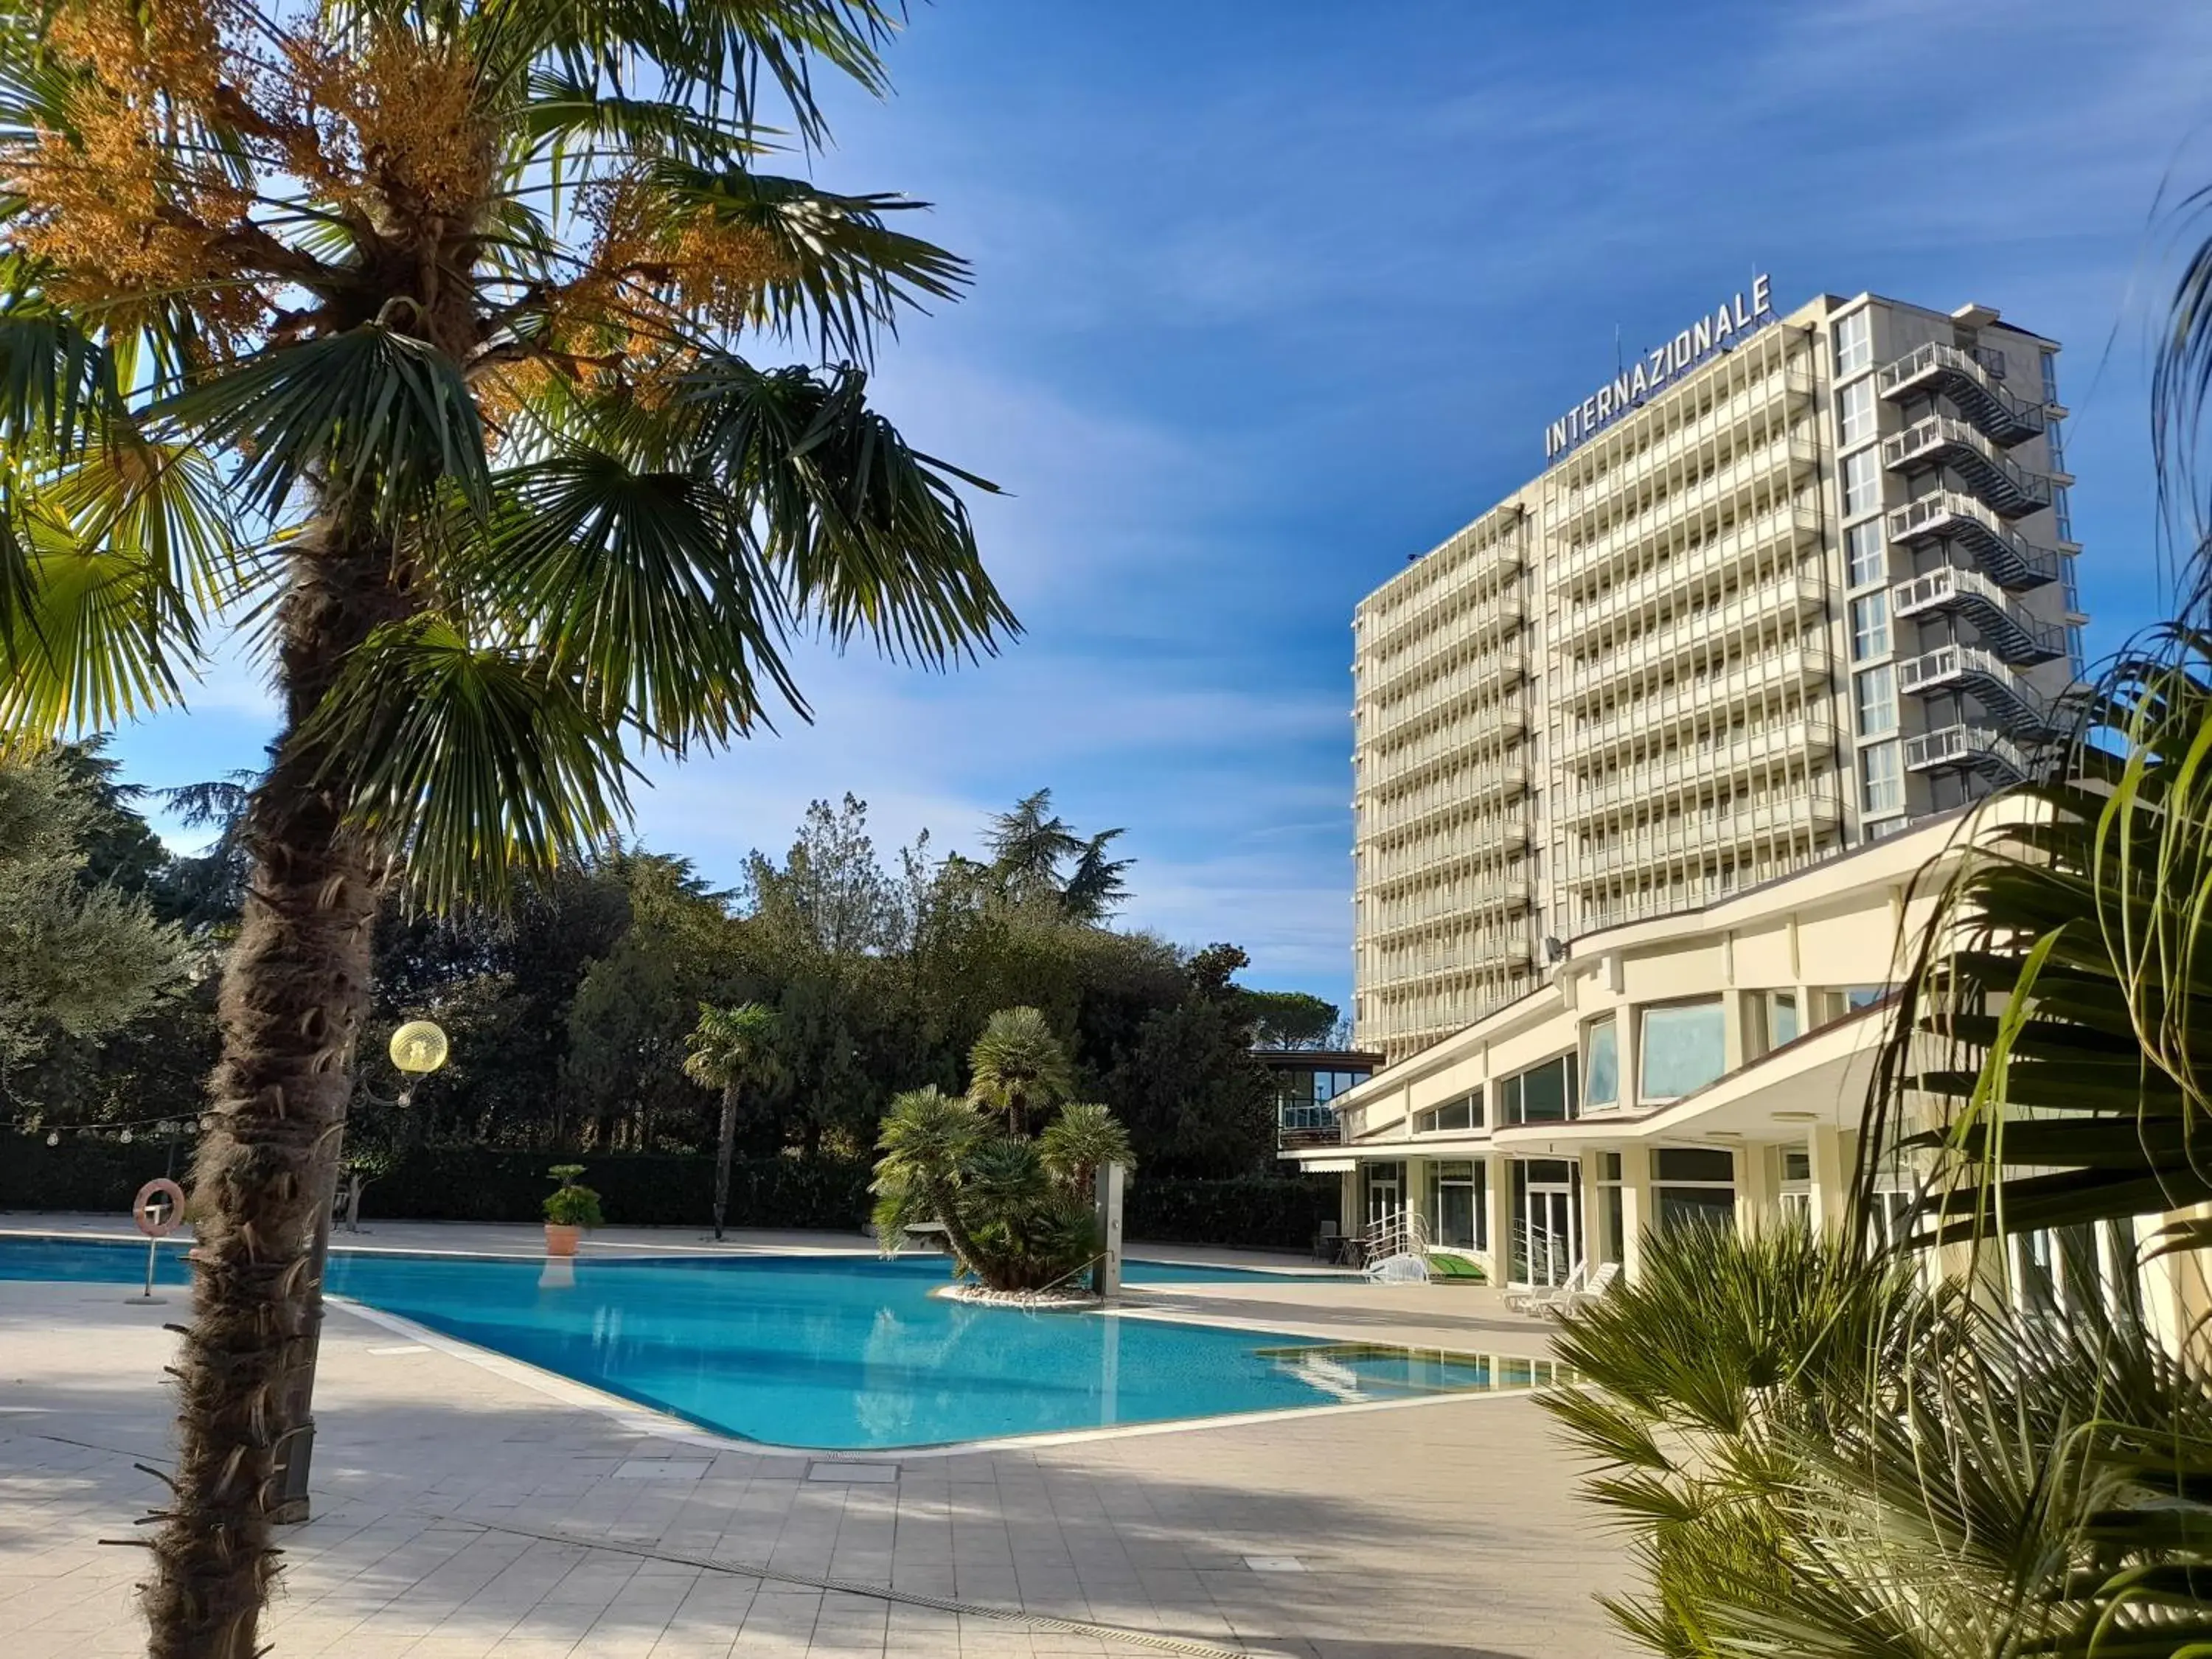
[
  {"xmin": 1364, "ymin": 1162, "xmax": 1405, "ymax": 1233},
  {"xmin": 1513, "ymin": 1159, "xmax": 1582, "ymax": 1287}
]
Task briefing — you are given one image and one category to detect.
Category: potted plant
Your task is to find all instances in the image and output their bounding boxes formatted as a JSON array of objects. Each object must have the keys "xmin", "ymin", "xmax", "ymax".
[{"xmin": 543, "ymin": 1164, "xmax": 604, "ymax": 1256}]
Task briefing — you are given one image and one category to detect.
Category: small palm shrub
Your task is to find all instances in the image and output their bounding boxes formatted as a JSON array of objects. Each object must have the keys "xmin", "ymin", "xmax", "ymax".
[
  {"xmin": 1545, "ymin": 1220, "xmax": 2212, "ymax": 1657},
  {"xmin": 871, "ymin": 1079, "xmax": 1125, "ymax": 1293}
]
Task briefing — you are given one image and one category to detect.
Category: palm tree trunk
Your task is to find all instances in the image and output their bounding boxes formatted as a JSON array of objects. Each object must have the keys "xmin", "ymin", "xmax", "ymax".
[
  {"xmin": 713, "ymin": 1082, "xmax": 737, "ymax": 1241},
  {"xmin": 143, "ymin": 521, "xmax": 401, "ymax": 1659},
  {"xmin": 927, "ymin": 1178, "xmax": 995, "ymax": 1285}
]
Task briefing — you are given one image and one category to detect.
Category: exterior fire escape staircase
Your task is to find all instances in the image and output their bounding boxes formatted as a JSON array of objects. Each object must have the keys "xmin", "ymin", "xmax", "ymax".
[
  {"xmin": 1887, "ymin": 493, "xmax": 2064, "ymax": 594},
  {"xmin": 1877, "ymin": 341, "xmax": 2047, "ymax": 445},
  {"xmin": 1882, "ymin": 416, "xmax": 2053, "ymax": 518},
  {"xmin": 1891, "ymin": 567, "xmax": 2066, "ymax": 666},
  {"xmin": 1896, "ymin": 643, "xmax": 2059, "ymax": 742}
]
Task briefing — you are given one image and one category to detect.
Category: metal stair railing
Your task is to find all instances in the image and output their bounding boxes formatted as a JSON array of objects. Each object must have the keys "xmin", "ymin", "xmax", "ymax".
[
  {"xmin": 1888, "ymin": 494, "xmax": 2062, "ymax": 591},
  {"xmin": 1891, "ymin": 567, "xmax": 2066, "ymax": 666},
  {"xmin": 1882, "ymin": 415, "xmax": 2053, "ymax": 518},
  {"xmin": 1877, "ymin": 341, "xmax": 2047, "ymax": 445}
]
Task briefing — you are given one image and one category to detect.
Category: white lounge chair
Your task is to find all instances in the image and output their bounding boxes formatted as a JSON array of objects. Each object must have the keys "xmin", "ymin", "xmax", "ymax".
[
  {"xmin": 1503, "ymin": 1260, "xmax": 1584, "ymax": 1315},
  {"xmin": 1544, "ymin": 1259, "xmax": 1621, "ymax": 1319}
]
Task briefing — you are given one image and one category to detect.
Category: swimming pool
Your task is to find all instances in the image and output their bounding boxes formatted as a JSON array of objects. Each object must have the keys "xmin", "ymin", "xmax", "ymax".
[{"xmin": 0, "ymin": 1238, "xmax": 1529, "ymax": 1449}]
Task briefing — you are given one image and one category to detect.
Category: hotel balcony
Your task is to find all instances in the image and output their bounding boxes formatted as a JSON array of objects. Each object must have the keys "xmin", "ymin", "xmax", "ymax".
[
  {"xmin": 1366, "ymin": 707, "xmax": 1531, "ymax": 793},
  {"xmin": 1365, "ymin": 933, "xmax": 1536, "ymax": 990},
  {"xmin": 1890, "ymin": 566, "xmax": 2067, "ymax": 667},
  {"xmin": 1549, "ymin": 362, "xmax": 1818, "ymax": 526},
  {"xmin": 1551, "ymin": 502, "xmax": 1823, "ymax": 653},
  {"xmin": 1360, "ymin": 819, "xmax": 1534, "ymax": 891},
  {"xmin": 1895, "ymin": 644, "xmax": 2056, "ymax": 739},
  {"xmin": 1877, "ymin": 342, "xmax": 2046, "ymax": 446},
  {"xmin": 1359, "ymin": 594, "xmax": 1527, "ymax": 703},
  {"xmin": 1363, "ymin": 763, "xmax": 1532, "ymax": 837},
  {"xmin": 1556, "ymin": 718, "xmax": 1839, "ymax": 830},
  {"xmin": 1550, "ymin": 430, "xmax": 1820, "ymax": 582},
  {"xmin": 1571, "ymin": 785, "xmax": 1844, "ymax": 882},
  {"xmin": 1561, "ymin": 644, "xmax": 1832, "ymax": 765},
  {"xmin": 1364, "ymin": 873, "xmax": 1537, "ymax": 942},
  {"xmin": 1886, "ymin": 493, "xmax": 2065, "ymax": 592},
  {"xmin": 1559, "ymin": 574, "xmax": 1824, "ymax": 709},
  {"xmin": 1881, "ymin": 415, "xmax": 2055, "ymax": 519},
  {"xmin": 1360, "ymin": 644, "xmax": 1528, "ymax": 748},
  {"xmin": 1902, "ymin": 722, "xmax": 2035, "ymax": 787}
]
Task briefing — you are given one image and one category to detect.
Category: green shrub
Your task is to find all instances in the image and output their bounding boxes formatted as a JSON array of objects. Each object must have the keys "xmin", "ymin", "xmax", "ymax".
[
  {"xmin": 0, "ymin": 1134, "xmax": 1335, "ymax": 1249},
  {"xmin": 543, "ymin": 1168, "xmax": 605, "ymax": 1228}
]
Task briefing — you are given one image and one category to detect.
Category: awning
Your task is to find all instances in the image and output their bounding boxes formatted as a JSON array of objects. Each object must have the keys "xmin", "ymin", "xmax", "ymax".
[{"xmin": 1301, "ymin": 1158, "xmax": 1357, "ymax": 1173}]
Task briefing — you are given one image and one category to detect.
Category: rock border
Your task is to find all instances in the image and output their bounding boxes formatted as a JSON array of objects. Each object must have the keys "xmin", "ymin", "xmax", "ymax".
[{"xmin": 931, "ymin": 1281, "xmax": 1098, "ymax": 1311}]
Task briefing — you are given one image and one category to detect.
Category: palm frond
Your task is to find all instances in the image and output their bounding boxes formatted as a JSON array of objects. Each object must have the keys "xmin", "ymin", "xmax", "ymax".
[
  {"xmin": 678, "ymin": 355, "xmax": 1015, "ymax": 664},
  {"xmin": 645, "ymin": 161, "xmax": 968, "ymax": 359},
  {"xmin": 462, "ymin": 445, "xmax": 799, "ymax": 745},
  {"xmin": 300, "ymin": 616, "xmax": 638, "ymax": 911},
  {"xmin": 155, "ymin": 326, "xmax": 492, "ymax": 522}
]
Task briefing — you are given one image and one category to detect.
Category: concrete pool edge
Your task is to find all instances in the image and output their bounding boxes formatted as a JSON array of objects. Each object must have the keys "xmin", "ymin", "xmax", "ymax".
[{"xmin": 327, "ymin": 1293, "xmax": 1551, "ymax": 1461}]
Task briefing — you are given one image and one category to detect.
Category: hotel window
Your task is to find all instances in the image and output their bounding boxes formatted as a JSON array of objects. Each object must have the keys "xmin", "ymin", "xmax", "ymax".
[
  {"xmin": 1834, "ymin": 310, "xmax": 1872, "ymax": 376},
  {"xmin": 1844, "ymin": 521, "xmax": 1886, "ymax": 590},
  {"xmin": 1854, "ymin": 665, "xmax": 1897, "ymax": 737},
  {"xmin": 1638, "ymin": 998, "xmax": 1727, "ymax": 1102},
  {"xmin": 1860, "ymin": 741, "xmax": 1903, "ymax": 816},
  {"xmin": 2040, "ymin": 348, "xmax": 2061, "ymax": 406},
  {"xmin": 1414, "ymin": 1091, "xmax": 1483, "ymax": 1135},
  {"xmin": 1596, "ymin": 1152, "xmax": 1627, "ymax": 1267},
  {"xmin": 1779, "ymin": 1146, "xmax": 1813, "ymax": 1224},
  {"xmin": 1850, "ymin": 592, "xmax": 1890, "ymax": 662},
  {"xmin": 1426, "ymin": 1160, "xmax": 1485, "ymax": 1251},
  {"xmin": 1767, "ymin": 991, "xmax": 1801, "ymax": 1049},
  {"xmin": 1499, "ymin": 1052, "xmax": 1578, "ymax": 1124},
  {"xmin": 1652, "ymin": 1147, "xmax": 1736, "ymax": 1231},
  {"xmin": 1837, "ymin": 378, "xmax": 1877, "ymax": 448},
  {"xmin": 2046, "ymin": 415, "xmax": 2067, "ymax": 474},
  {"xmin": 1584, "ymin": 1015, "xmax": 1619, "ymax": 1110},
  {"xmin": 1840, "ymin": 448, "xmax": 1881, "ymax": 518},
  {"xmin": 2052, "ymin": 482, "xmax": 2074, "ymax": 543}
]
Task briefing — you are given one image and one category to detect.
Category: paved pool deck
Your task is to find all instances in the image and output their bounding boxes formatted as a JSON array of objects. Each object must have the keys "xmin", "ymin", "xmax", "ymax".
[{"xmin": 0, "ymin": 1217, "xmax": 1628, "ymax": 1658}]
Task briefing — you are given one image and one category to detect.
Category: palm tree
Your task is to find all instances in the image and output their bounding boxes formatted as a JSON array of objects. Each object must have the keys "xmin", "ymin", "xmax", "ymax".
[
  {"xmin": 0, "ymin": 7, "xmax": 1011, "ymax": 1653},
  {"xmin": 682, "ymin": 1001, "xmax": 779, "ymax": 1242},
  {"xmin": 1039, "ymin": 1100, "xmax": 1134, "ymax": 1194},
  {"xmin": 967, "ymin": 1004, "xmax": 1074, "ymax": 1134},
  {"xmin": 871, "ymin": 1084, "xmax": 990, "ymax": 1273}
]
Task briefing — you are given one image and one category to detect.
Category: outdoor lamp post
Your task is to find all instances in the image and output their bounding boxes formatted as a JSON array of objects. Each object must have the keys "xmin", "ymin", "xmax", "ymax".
[{"xmin": 272, "ymin": 1019, "xmax": 448, "ymax": 1523}]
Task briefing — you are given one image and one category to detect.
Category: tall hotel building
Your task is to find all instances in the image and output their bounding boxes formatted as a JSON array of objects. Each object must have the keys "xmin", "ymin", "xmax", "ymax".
[{"xmin": 1351, "ymin": 282, "xmax": 2086, "ymax": 1063}]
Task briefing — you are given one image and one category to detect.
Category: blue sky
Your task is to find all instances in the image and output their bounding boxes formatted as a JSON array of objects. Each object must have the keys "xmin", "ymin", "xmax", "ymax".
[{"xmin": 102, "ymin": 0, "xmax": 2212, "ymax": 1013}]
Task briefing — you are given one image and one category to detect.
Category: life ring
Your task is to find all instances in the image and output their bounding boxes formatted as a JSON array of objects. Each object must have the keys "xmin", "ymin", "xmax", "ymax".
[{"xmin": 133, "ymin": 1178, "xmax": 186, "ymax": 1238}]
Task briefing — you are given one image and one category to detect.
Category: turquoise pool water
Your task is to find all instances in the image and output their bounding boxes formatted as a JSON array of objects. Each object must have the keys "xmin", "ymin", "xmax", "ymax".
[{"xmin": 0, "ymin": 1238, "xmax": 1514, "ymax": 1449}]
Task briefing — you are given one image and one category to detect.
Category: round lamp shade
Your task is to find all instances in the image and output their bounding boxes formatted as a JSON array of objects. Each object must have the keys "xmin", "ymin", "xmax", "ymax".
[{"xmin": 389, "ymin": 1020, "xmax": 450, "ymax": 1076}]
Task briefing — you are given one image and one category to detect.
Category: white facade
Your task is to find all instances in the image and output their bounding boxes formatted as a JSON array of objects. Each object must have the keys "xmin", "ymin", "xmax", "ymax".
[{"xmin": 1352, "ymin": 289, "xmax": 2084, "ymax": 1064}]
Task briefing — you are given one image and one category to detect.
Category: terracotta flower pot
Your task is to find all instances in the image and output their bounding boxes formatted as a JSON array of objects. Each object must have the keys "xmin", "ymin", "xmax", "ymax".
[{"xmin": 545, "ymin": 1222, "xmax": 582, "ymax": 1257}]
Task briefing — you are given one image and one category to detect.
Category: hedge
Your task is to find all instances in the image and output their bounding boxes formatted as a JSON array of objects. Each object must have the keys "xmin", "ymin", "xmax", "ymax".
[{"xmin": 0, "ymin": 1134, "xmax": 1337, "ymax": 1250}]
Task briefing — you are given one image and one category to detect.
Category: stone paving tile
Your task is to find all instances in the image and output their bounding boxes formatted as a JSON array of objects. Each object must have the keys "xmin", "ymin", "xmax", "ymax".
[{"xmin": 0, "ymin": 1237, "xmax": 1625, "ymax": 1658}]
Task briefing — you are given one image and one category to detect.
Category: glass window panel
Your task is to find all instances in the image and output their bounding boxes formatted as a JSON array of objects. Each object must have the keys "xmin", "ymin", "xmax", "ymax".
[
  {"xmin": 1860, "ymin": 742, "xmax": 1902, "ymax": 815},
  {"xmin": 1850, "ymin": 592, "xmax": 1890, "ymax": 661},
  {"xmin": 1640, "ymin": 1001, "xmax": 1727, "ymax": 1099},
  {"xmin": 1585, "ymin": 1017, "xmax": 1618, "ymax": 1107},
  {"xmin": 1845, "ymin": 521, "xmax": 1886, "ymax": 589},
  {"xmin": 1782, "ymin": 1148, "xmax": 1812, "ymax": 1183},
  {"xmin": 1841, "ymin": 449, "xmax": 1880, "ymax": 518},
  {"xmin": 1770, "ymin": 992, "xmax": 1800, "ymax": 1047},
  {"xmin": 1655, "ymin": 1147, "xmax": 1735, "ymax": 1183},
  {"xmin": 1855, "ymin": 665, "xmax": 1896, "ymax": 737},
  {"xmin": 1655, "ymin": 1186, "xmax": 1737, "ymax": 1231},
  {"xmin": 1517, "ymin": 1054, "xmax": 1573, "ymax": 1122},
  {"xmin": 1834, "ymin": 311, "xmax": 1872, "ymax": 375},
  {"xmin": 1837, "ymin": 378, "xmax": 1876, "ymax": 448}
]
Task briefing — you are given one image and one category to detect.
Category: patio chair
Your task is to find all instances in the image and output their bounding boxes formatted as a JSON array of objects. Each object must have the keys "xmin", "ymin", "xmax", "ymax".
[
  {"xmin": 1502, "ymin": 1260, "xmax": 1584, "ymax": 1315},
  {"xmin": 1543, "ymin": 1259, "xmax": 1621, "ymax": 1319},
  {"xmin": 1312, "ymin": 1222, "xmax": 1346, "ymax": 1263}
]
